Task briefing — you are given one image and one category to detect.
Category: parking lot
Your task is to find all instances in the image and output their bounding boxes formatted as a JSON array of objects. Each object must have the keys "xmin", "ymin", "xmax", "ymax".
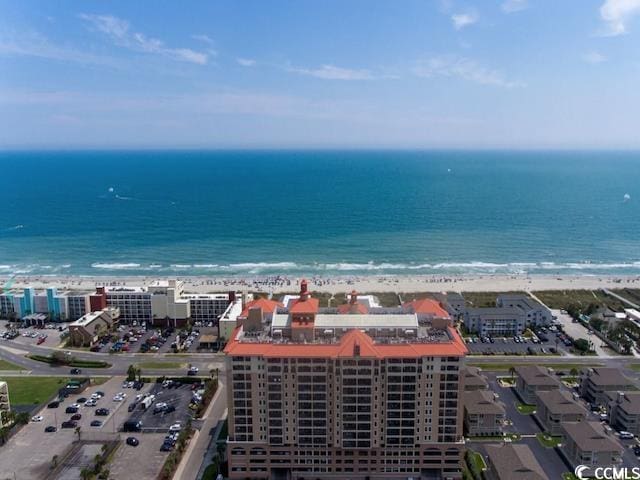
[
  {"xmin": 465, "ymin": 330, "xmax": 569, "ymax": 356},
  {"xmin": 0, "ymin": 321, "xmax": 64, "ymax": 349},
  {"xmin": 0, "ymin": 376, "xmax": 150, "ymax": 479}
]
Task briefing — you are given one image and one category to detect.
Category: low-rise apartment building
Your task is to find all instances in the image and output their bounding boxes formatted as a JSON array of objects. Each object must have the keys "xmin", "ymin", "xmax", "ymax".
[
  {"xmin": 515, "ymin": 366, "xmax": 560, "ymax": 405},
  {"xmin": 462, "ymin": 294, "xmax": 552, "ymax": 336},
  {"xmin": 607, "ymin": 391, "xmax": 640, "ymax": 436},
  {"xmin": 560, "ymin": 421, "xmax": 623, "ymax": 470},
  {"xmin": 484, "ymin": 443, "xmax": 548, "ymax": 480},
  {"xmin": 224, "ymin": 280, "xmax": 467, "ymax": 480},
  {"xmin": 461, "ymin": 367, "xmax": 488, "ymax": 391},
  {"xmin": 535, "ymin": 389, "xmax": 587, "ymax": 435},
  {"xmin": 68, "ymin": 308, "xmax": 120, "ymax": 347},
  {"xmin": 580, "ymin": 367, "xmax": 635, "ymax": 406},
  {"xmin": 463, "ymin": 390, "xmax": 505, "ymax": 436}
]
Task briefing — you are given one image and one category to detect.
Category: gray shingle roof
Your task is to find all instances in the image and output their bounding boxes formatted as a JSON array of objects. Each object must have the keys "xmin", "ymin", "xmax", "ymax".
[
  {"xmin": 536, "ymin": 389, "xmax": 587, "ymax": 415},
  {"xmin": 562, "ymin": 421, "xmax": 622, "ymax": 453},
  {"xmin": 515, "ymin": 366, "xmax": 560, "ymax": 387},
  {"xmin": 485, "ymin": 444, "xmax": 548, "ymax": 480},
  {"xmin": 464, "ymin": 390, "xmax": 505, "ymax": 415}
]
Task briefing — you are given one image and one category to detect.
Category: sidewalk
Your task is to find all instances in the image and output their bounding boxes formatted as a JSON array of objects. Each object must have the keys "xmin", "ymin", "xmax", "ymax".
[{"xmin": 173, "ymin": 379, "xmax": 227, "ymax": 480}]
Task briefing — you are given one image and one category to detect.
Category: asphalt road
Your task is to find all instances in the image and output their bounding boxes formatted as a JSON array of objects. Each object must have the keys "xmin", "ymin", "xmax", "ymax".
[{"xmin": 0, "ymin": 338, "xmax": 225, "ymax": 377}]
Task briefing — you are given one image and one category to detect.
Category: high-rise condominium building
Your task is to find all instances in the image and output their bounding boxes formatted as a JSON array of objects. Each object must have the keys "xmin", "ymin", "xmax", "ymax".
[{"xmin": 225, "ymin": 280, "xmax": 466, "ymax": 480}]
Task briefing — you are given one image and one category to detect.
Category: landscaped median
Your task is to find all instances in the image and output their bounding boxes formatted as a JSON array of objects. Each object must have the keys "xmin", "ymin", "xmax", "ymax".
[
  {"xmin": 0, "ymin": 359, "xmax": 24, "ymax": 370},
  {"xmin": 26, "ymin": 353, "xmax": 111, "ymax": 369},
  {"xmin": 537, "ymin": 432, "xmax": 562, "ymax": 448},
  {"xmin": 134, "ymin": 361, "xmax": 186, "ymax": 370},
  {"xmin": 516, "ymin": 402, "xmax": 536, "ymax": 414}
]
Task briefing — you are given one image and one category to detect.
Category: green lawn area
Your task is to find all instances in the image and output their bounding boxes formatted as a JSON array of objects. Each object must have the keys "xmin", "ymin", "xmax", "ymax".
[
  {"xmin": 136, "ymin": 361, "xmax": 186, "ymax": 370},
  {"xmin": 467, "ymin": 450, "xmax": 487, "ymax": 472},
  {"xmin": 533, "ymin": 289, "xmax": 627, "ymax": 311},
  {"xmin": 537, "ymin": 432, "xmax": 562, "ymax": 448},
  {"xmin": 628, "ymin": 364, "xmax": 640, "ymax": 371},
  {"xmin": 2, "ymin": 376, "xmax": 69, "ymax": 405},
  {"xmin": 467, "ymin": 362, "xmax": 603, "ymax": 371},
  {"xmin": 202, "ymin": 464, "xmax": 219, "ymax": 480},
  {"xmin": 516, "ymin": 402, "xmax": 537, "ymax": 414},
  {"xmin": 0, "ymin": 359, "xmax": 23, "ymax": 370},
  {"xmin": 562, "ymin": 473, "xmax": 578, "ymax": 480}
]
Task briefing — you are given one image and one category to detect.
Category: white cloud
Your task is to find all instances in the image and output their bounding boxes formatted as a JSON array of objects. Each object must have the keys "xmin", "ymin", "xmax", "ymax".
[
  {"xmin": 412, "ymin": 55, "xmax": 523, "ymax": 88},
  {"xmin": 599, "ymin": 0, "xmax": 640, "ymax": 36},
  {"xmin": 287, "ymin": 64, "xmax": 373, "ymax": 80},
  {"xmin": 451, "ymin": 12, "xmax": 478, "ymax": 30},
  {"xmin": 501, "ymin": 0, "xmax": 529, "ymax": 13},
  {"xmin": 583, "ymin": 51, "xmax": 607, "ymax": 63},
  {"xmin": 0, "ymin": 30, "xmax": 118, "ymax": 66},
  {"xmin": 79, "ymin": 13, "xmax": 208, "ymax": 64},
  {"xmin": 191, "ymin": 34, "xmax": 214, "ymax": 45},
  {"xmin": 237, "ymin": 58, "xmax": 256, "ymax": 67}
]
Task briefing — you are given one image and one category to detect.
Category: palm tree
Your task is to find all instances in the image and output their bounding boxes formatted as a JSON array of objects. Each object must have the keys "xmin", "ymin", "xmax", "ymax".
[
  {"xmin": 75, "ymin": 426, "xmax": 82, "ymax": 442},
  {"xmin": 570, "ymin": 367, "xmax": 579, "ymax": 377},
  {"xmin": 509, "ymin": 366, "xmax": 516, "ymax": 380},
  {"xmin": 80, "ymin": 467, "xmax": 92, "ymax": 480},
  {"xmin": 50, "ymin": 454, "xmax": 59, "ymax": 470}
]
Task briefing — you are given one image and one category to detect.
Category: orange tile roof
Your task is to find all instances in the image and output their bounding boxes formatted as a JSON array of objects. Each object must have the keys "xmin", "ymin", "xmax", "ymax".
[
  {"xmin": 337, "ymin": 302, "xmax": 369, "ymax": 314},
  {"xmin": 403, "ymin": 298, "xmax": 450, "ymax": 318},
  {"xmin": 289, "ymin": 297, "xmax": 319, "ymax": 314},
  {"xmin": 240, "ymin": 298, "xmax": 283, "ymax": 318},
  {"xmin": 224, "ymin": 326, "xmax": 467, "ymax": 359}
]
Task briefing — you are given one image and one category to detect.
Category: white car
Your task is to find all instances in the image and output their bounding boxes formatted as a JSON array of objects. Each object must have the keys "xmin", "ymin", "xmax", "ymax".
[
  {"xmin": 619, "ymin": 431, "xmax": 635, "ymax": 440},
  {"xmin": 122, "ymin": 381, "xmax": 130, "ymax": 388},
  {"xmin": 70, "ymin": 403, "xmax": 80, "ymax": 409},
  {"xmin": 31, "ymin": 415, "xmax": 44, "ymax": 422},
  {"xmin": 85, "ymin": 399, "xmax": 97, "ymax": 407},
  {"xmin": 113, "ymin": 395, "xmax": 125, "ymax": 402},
  {"xmin": 168, "ymin": 423, "xmax": 182, "ymax": 432}
]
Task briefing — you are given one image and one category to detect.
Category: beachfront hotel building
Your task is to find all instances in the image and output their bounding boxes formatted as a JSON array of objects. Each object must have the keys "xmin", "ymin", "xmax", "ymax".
[
  {"xmin": 0, "ymin": 287, "xmax": 91, "ymax": 322},
  {"xmin": 89, "ymin": 281, "xmax": 241, "ymax": 327},
  {"xmin": 224, "ymin": 280, "xmax": 467, "ymax": 480}
]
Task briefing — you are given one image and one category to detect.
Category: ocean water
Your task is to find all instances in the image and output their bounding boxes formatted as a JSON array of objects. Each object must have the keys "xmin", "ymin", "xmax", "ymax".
[{"xmin": 0, "ymin": 150, "xmax": 639, "ymax": 277}]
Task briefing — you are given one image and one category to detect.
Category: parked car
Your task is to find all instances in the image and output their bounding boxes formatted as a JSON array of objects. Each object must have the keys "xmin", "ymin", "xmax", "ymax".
[
  {"xmin": 61, "ymin": 420, "xmax": 78, "ymax": 429},
  {"xmin": 90, "ymin": 420, "xmax": 103, "ymax": 427},
  {"xmin": 65, "ymin": 406, "xmax": 79, "ymax": 414},
  {"xmin": 47, "ymin": 401, "xmax": 60, "ymax": 408},
  {"xmin": 71, "ymin": 413, "xmax": 82, "ymax": 421},
  {"xmin": 31, "ymin": 415, "xmax": 44, "ymax": 422},
  {"xmin": 619, "ymin": 431, "xmax": 634, "ymax": 440},
  {"xmin": 95, "ymin": 408, "xmax": 110, "ymax": 416},
  {"xmin": 126, "ymin": 437, "xmax": 140, "ymax": 446},
  {"xmin": 70, "ymin": 368, "xmax": 81, "ymax": 374},
  {"xmin": 44, "ymin": 425, "xmax": 57, "ymax": 433}
]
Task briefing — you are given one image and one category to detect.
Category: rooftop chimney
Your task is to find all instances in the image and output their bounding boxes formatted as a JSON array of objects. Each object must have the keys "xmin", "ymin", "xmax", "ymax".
[
  {"xmin": 300, "ymin": 279, "xmax": 309, "ymax": 301},
  {"xmin": 350, "ymin": 290, "xmax": 358, "ymax": 305}
]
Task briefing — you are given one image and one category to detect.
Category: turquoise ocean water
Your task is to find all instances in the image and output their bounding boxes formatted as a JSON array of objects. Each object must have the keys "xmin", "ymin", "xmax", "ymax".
[{"xmin": 0, "ymin": 150, "xmax": 639, "ymax": 277}]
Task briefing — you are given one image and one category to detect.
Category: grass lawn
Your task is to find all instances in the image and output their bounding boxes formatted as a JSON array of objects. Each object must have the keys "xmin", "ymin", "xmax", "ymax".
[
  {"xmin": 628, "ymin": 364, "xmax": 640, "ymax": 371},
  {"xmin": 562, "ymin": 473, "xmax": 578, "ymax": 480},
  {"xmin": 0, "ymin": 359, "xmax": 23, "ymax": 370},
  {"xmin": 533, "ymin": 289, "xmax": 627, "ymax": 311},
  {"xmin": 537, "ymin": 432, "xmax": 562, "ymax": 448},
  {"xmin": 467, "ymin": 362, "xmax": 603, "ymax": 371},
  {"xmin": 516, "ymin": 402, "xmax": 537, "ymax": 414},
  {"xmin": 202, "ymin": 464, "xmax": 219, "ymax": 480},
  {"xmin": 467, "ymin": 450, "xmax": 487, "ymax": 472},
  {"xmin": 136, "ymin": 361, "xmax": 186, "ymax": 369},
  {"xmin": 3, "ymin": 376, "xmax": 69, "ymax": 405}
]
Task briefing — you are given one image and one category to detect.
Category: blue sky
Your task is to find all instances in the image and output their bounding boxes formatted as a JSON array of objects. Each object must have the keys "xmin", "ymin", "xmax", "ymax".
[{"xmin": 1, "ymin": 0, "xmax": 639, "ymax": 148}]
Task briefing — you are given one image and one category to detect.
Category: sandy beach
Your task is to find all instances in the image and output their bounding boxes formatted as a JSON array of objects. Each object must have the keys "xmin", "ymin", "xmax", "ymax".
[{"xmin": 1, "ymin": 274, "xmax": 639, "ymax": 294}]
